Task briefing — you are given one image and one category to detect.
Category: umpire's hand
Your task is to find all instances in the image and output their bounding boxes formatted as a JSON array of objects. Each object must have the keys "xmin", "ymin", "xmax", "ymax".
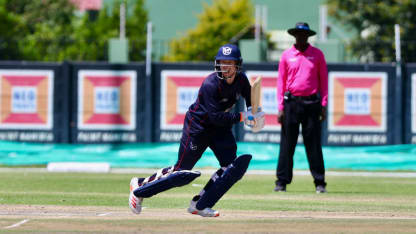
[
  {"xmin": 320, "ymin": 106, "xmax": 327, "ymax": 122},
  {"xmin": 277, "ymin": 111, "xmax": 284, "ymax": 124}
]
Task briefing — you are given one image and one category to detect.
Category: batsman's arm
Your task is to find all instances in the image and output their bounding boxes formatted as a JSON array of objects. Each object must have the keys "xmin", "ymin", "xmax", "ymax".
[
  {"xmin": 241, "ymin": 73, "xmax": 252, "ymax": 108},
  {"xmin": 201, "ymin": 83, "xmax": 241, "ymax": 126}
]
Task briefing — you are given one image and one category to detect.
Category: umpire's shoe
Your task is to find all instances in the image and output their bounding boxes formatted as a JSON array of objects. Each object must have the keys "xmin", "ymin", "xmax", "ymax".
[
  {"xmin": 129, "ymin": 177, "xmax": 143, "ymax": 214},
  {"xmin": 316, "ymin": 185, "xmax": 327, "ymax": 194},
  {"xmin": 274, "ymin": 184, "xmax": 286, "ymax": 192}
]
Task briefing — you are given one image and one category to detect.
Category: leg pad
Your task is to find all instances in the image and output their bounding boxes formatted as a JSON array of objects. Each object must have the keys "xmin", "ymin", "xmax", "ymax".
[
  {"xmin": 133, "ymin": 170, "xmax": 201, "ymax": 198},
  {"xmin": 196, "ymin": 154, "xmax": 252, "ymax": 209}
]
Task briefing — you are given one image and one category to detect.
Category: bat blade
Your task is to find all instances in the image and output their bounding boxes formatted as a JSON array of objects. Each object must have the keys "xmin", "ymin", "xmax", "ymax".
[{"xmin": 250, "ymin": 76, "xmax": 262, "ymax": 114}]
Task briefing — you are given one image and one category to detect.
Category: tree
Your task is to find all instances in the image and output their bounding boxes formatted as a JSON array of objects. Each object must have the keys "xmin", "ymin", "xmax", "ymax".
[
  {"xmin": 64, "ymin": 4, "xmax": 119, "ymax": 61},
  {"xmin": 0, "ymin": 0, "xmax": 75, "ymax": 61},
  {"xmin": 0, "ymin": 0, "xmax": 26, "ymax": 60},
  {"xmin": 65, "ymin": 0, "xmax": 148, "ymax": 61},
  {"xmin": 126, "ymin": 0, "xmax": 148, "ymax": 61},
  {"xmin": 326, "ymin": 0, "xmax": 416, "ymax": 62},
  {"xmin": 164, "ymin": 0, "xmax": 253, "ymax": 62},
  {"xmin": 0, "ymin": 0, "xmax": 148, "ymax": 62},
  {"xmin": 10, "ymin": 0, "xmax": 76, "ymax": 61}
]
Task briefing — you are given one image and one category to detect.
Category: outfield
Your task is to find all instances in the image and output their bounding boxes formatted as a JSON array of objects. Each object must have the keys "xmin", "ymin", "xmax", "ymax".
[{"xmin": 1, "ymin": 169, "xmax": 416, "ymax": 233}]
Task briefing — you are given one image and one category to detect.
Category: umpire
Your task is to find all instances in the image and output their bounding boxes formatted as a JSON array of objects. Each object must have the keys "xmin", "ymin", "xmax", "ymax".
[{"xmin": 275, "ymin": 22, "xmax": 328, "ymax": 193}]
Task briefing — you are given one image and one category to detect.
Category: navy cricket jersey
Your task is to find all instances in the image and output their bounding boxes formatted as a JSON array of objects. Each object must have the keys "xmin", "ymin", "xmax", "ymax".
[{"xmin": 185, "ymin": 72, "xmax": 251, "ymax": 134}]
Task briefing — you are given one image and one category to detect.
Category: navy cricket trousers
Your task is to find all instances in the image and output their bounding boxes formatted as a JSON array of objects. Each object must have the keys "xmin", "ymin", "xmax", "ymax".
[{"xmin": 174, "ymin": 117, "xmax": 237, "ymax": 171}]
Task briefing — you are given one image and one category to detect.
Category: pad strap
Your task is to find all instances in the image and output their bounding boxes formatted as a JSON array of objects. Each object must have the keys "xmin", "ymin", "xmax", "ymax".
[{"xmin": 133, "ymin": 169, "xmax": 201, "ymax": 198}]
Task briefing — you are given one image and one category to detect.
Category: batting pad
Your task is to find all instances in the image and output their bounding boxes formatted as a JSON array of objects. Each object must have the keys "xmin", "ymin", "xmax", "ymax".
[
  {"xmin": 196, "ymin": 154, "xmax": 252, "ymax": 210},
  {"xmin": 133, "ymin": 170, "xmax": 201, "ymax": 198}
]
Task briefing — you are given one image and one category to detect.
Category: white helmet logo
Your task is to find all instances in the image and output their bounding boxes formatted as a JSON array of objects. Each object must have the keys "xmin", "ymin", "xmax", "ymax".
[{"xmin": 222, "ymin": 47, "xmax": 232, "ymax": 55}]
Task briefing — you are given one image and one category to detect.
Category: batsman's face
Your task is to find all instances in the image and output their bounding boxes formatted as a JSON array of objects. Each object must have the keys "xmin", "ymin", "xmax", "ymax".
[{"xmin": 219, "ymin": 60, "xmax": 237, "ymax": 84}]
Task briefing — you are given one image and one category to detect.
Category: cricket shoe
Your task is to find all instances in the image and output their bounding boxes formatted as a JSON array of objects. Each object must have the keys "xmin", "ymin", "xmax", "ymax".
[
  {"xmin": 188, "ymin": 196, "xmax": 219, "ymax": 217},
  {"xmin": 129, "ymin": 177, "xmax": 143, "ymax": 214},
  {"xmin": 130, "ymin": 177, "xmax": 139, "ymax": 192},
  {"xmin": 187, "ymin": 196, "xmax": 199, "ymax": 214},
  {"xmin": 190, "ymin": 207, "xmax": 220, "ymax": 217}
]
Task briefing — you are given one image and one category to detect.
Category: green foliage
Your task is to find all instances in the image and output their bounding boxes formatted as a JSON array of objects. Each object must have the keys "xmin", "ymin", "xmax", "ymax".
[
  {"xmin": 164, "ymin": 0, "xmax": 254, "ymax": 62},
  {"xmin": 326, "ymin": 0, "xmax": 416, "ymax": 62},
  {"xmin": 0, "ymin": 1, "xmax": 26, "ymax": 60},
  {"xmin": 65, "ymin": 4, "xmax": 120, "ymax": 61},
  {"xmin": 65, "ymin": 0, "xmax": 147, "ymax": 61},
  {"xmin": 0, "ymin": 0, "xmax": 148, "ymax": 61},
  {"xmin": 7, "ymin": 0, "xmax": 76, "ymax": 61},
  {"xmin": 126, "ymin": 0, "xmax": 148, "ymax": 61}
]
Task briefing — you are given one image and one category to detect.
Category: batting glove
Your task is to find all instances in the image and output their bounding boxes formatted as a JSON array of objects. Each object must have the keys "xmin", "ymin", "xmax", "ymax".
[
  {"xmin": 252, "ymin": 107, "xmax": 265, "ymax": 133},
  {"xmin": 240, "ymin": 106, "xmax": 255, "ymax": 127}
]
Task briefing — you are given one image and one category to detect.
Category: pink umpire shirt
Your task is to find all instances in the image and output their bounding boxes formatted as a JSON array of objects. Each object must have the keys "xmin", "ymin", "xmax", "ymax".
[{"xmin": 277, "ymin": 44, "xmax": 328, "ymax": 112}]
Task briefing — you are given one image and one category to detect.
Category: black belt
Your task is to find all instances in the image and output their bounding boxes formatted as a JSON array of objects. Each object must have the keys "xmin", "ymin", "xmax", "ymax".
[{"xmin": 285, "ymin": 93, "xmax": 319, "ymax": 101}]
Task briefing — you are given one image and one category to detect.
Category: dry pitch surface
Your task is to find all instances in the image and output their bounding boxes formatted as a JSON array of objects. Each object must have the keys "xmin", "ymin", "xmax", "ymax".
[
  {"xmin": 2, "ymin": 204, "xmax": 416, "ymax": 233},
  {"xmin": 2, "ymin": 169, "xmax": 416, "ymax": 233}
]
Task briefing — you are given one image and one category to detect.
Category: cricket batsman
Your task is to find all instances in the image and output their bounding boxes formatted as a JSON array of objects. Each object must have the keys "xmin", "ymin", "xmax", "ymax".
[{"xmin": 129, "ymin": 43, "xmax": 265, "ymax": 217}]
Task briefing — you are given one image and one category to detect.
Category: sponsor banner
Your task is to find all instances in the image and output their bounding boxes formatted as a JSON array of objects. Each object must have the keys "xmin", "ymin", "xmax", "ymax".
[
  {"xmin": 327, "ymin": 72, "xmax": 388, "ymax": 145},
  {"xmin": 76, "ymin": 131, "xmax": 137, "ymax": 142},
  {"xmin": 0, "ymin": 69, "xmax": 54, "ymax": 130},
  {"xmin": 245, "ymin": 71, "xmax": 280, "ymax": 130},
  {"xmin": 412, "ymin": 74, "xmax": 416, "ymax": 134},
  {"xmin": 77, "ymin": 70, "xmax": 136, "ymax": 131},
  {"xmin": 159, "ymin": 131, "xmax": 183, "ymax": 142},
  {"xmin": 412, "ymin": 73, "xmax": 416, "ymax": 144},
  {"xmin": 160, "ymin": 70, "xmax": 211, "ymax": 131},
  {"xmin": 0, "ymin": 131, "xmax": 54, "ymax": 142},
  {"xmin": 243, "ymin": 71, "xmax": 280, "ymax": 142},
  {"xmin": 326, "ymin": 133, "xmax": 387, "ymax": 145},
  {"xmin": 328, "ymin": 72, "xmax": 387, "ymax": 132}
]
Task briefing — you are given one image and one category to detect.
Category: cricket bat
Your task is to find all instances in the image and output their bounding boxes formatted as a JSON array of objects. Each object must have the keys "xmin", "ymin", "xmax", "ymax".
[{"xmin": 250, "ymin": 76, "xmax": 262, "ymax": 114}]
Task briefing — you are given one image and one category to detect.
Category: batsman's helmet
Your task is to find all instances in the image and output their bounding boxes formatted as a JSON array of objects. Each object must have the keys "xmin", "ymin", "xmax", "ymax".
[{"xmin": 214, "ymin": 44, "xmax": 243, "ymax": 80}]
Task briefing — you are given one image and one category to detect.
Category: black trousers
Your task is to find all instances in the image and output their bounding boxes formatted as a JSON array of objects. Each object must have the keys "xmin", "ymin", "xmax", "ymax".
[{"xmin": 276, "ymin": 96, "xmax": 326, "ymax": 187}]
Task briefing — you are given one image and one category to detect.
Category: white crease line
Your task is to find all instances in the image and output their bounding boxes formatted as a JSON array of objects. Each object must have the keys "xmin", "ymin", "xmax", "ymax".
[
  {"xmin": 4, "ymin": 219, "xmax": 29, "ymax": 229},
  {"xmin": 97, "ymin": 212, "xmax": 112, "ymax": 217}
]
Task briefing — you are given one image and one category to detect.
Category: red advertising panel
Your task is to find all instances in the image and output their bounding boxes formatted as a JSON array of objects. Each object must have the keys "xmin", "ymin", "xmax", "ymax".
[
  {"xmin": 412, "ymin": 74, "xmax": 416, "ymax": 136},
  {"xmin": 160, "ymin": 70, "xmax": 211, "ymax": 131},
  {"xmin": 77, "ymin": 70, "xmax": 136, "ymax": 130},
  {"xmin": 241, "ymin": 71, "xmax": 281, "ymax": 142},
  {"xmin": 0, "ymin": 70, "xmax": 53, "ymax": 130},
  {"xmin": 245, "ymin": 71, "xmax": 280, "ymax": 131},
  {"xmin": 328, "ymin": 72, "xmax": 387, "ymax": 132}
]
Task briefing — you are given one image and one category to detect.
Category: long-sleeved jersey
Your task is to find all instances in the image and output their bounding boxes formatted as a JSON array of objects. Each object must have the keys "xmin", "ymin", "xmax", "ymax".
[{"xmin": 185, "ymin": 72, "xmax": 251, "ymax": 134}]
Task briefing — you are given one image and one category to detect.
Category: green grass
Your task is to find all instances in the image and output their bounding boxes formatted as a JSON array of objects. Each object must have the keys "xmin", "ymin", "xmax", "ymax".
[
  {"xmin": 1, "ymin": 170, "xmax": 416, "ymax": 233},
  {"xmin": 1, "ymin": 171, "xmax": 416, "ymax": 213}
]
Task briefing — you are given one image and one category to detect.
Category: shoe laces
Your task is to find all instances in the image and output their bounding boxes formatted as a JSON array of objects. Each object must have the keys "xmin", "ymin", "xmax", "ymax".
[{"xmin": 204, "ymin": 208, "xmax": 217, "ymax": 213}]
